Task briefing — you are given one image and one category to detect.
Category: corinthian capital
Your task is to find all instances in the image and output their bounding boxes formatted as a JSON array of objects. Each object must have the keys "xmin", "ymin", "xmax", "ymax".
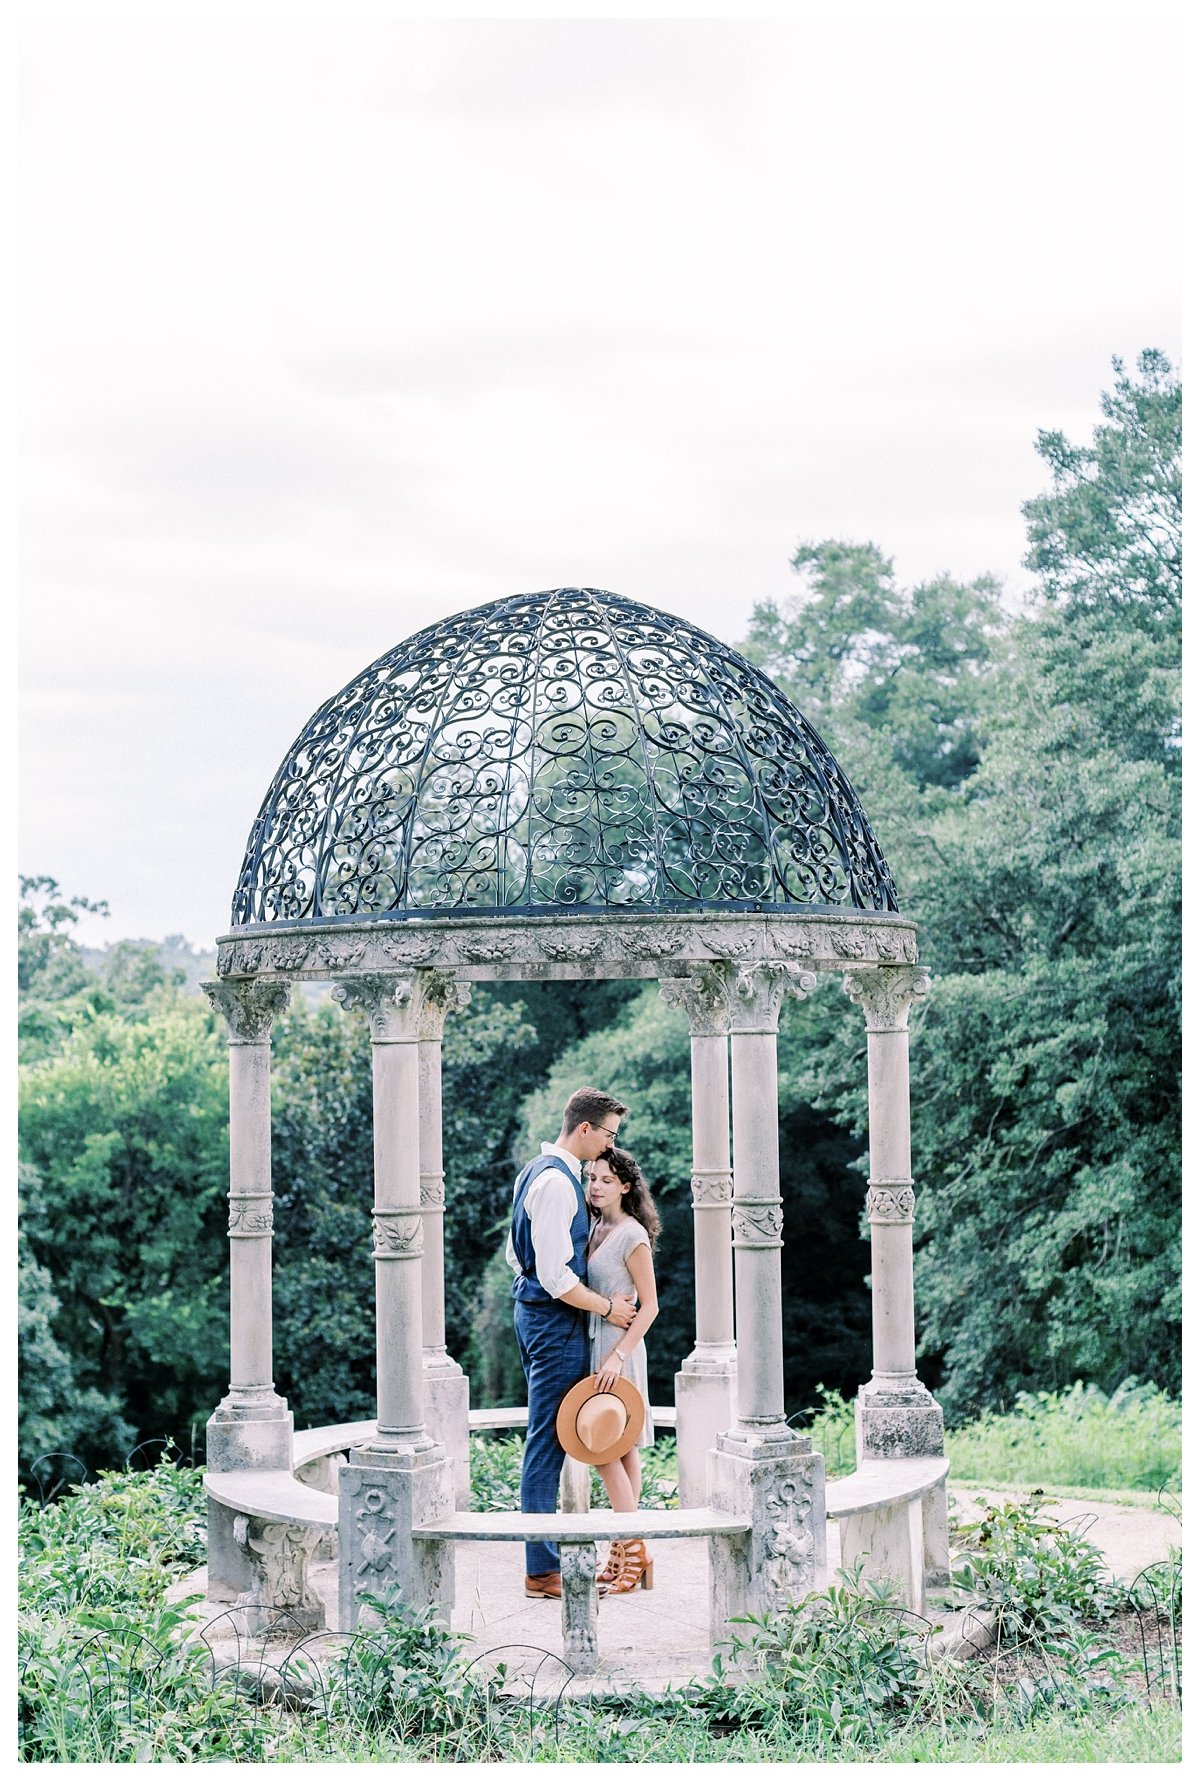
[
  {"xmin": 842, "ymin": 967, "xmax": 931, "ymax": 1033},
  {"xmin": 417, "ymin": 971, "xmax": 473, "ymax": 1043},
  {"xmin": 727, "ymin": 961, "xmax": 817, "ymax": 1034},
  {"xmin": 203, "ymin": 978, "xmax": 291, "ymax": 1045},
  {"xmin": 331, "ymin": 973, "xmax": 421, "ymax": 1042},
  {"xmin": 659, "ymin": 961, "xmax": 736, "ymax": 1036}
]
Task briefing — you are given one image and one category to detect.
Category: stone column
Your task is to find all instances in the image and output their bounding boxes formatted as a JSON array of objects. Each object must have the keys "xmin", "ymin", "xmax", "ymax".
[
  {"xmin": 418, "ymin": 971, "xmax": 472, "ymax": 1509},
  {"xmin": 331, "ymin": 973, "xmax": 453, "ymax": 1631},
  {"xmin": 201, "ymin": 977, "xmax": 293, "ymax": 1596},
  {"xmin": 708, "ymin": 962, "xmax": 826, "ymax": 1640},
  {"xmin": 843, "ymin": 965, "xmax": 948, "ymax": 1583},
  {"xmin": 659, "ymin": 963, "xmax": 737, "ymax": 1508}
]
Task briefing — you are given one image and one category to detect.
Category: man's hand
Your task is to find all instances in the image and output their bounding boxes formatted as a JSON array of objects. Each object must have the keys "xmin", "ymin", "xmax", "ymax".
[{"xmin": 606, "ymin": 1293, "xmax": 636, "ymax": 1328}]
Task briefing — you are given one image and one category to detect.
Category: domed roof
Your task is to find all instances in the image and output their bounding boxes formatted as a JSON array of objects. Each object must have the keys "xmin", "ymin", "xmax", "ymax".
[{"xmin": 231, "ymin": 587, "xmax": 898, "ymax": 926}]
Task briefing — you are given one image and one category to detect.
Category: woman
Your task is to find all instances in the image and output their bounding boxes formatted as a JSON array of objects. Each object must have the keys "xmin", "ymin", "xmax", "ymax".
[{"xmin": 585, "ymin": 1145, "xmax": 660, "ymax": 1594}]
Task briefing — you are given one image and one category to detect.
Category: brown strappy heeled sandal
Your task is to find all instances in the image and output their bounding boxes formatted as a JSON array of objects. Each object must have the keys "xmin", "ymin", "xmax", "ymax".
[
  {"xmin": 597, "ymin": 1541, "xmax": 624, "ymax": 1587},
  {"xmin": 598, "ymin": 1537, "xmax": 653, "ymax": 1594}
]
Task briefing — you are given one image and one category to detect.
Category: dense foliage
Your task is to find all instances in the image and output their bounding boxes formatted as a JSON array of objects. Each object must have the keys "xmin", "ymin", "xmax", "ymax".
[
  {"xmin": 17, "ymin": 1428, "xmax": 1181, "ymax": 1763},
  {"xmin": 17, "ymin": 353, "xmax": 1180, "ymax": 1472}
]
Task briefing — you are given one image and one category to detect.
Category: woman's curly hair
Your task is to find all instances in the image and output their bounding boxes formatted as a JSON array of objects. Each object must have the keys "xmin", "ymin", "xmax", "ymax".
[{"xmin": 598, "ymin": 1146, "xmax": 662, "ymax": 1247}]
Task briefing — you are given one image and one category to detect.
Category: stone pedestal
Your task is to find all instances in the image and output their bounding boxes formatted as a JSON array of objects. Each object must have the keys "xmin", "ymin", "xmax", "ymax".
[
  {"xmin": 660, "ymin": 964, "xmax": 739, "ymax": 1507},
  {"xmin": 338, "ymin": 1445, "xmax": 454, "ymax": 1632},
  {"xmin": 708, "ymin": 1432, "xmax": 826, "ymax": 1641}
]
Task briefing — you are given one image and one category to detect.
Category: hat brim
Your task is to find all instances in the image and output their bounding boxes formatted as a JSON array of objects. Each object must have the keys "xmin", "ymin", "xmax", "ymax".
[{"xmin": 556, "ymin": 1374, "xmax": 646, "ymax": 1466}]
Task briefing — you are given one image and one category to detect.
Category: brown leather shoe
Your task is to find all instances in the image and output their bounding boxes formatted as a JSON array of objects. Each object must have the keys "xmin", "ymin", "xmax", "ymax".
[{"xmin": 524, "ymin": 1571, "xmax": 563, "ymax": 1599}]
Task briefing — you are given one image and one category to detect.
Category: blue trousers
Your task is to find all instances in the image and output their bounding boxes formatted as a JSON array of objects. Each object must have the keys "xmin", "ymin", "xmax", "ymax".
[{"xmin": 513, "ymin": 1297, "xmax": 588, "ymax": 1576}]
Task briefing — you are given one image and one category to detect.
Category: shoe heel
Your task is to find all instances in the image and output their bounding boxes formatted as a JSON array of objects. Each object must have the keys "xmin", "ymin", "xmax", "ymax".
[{"xmin": 641, "ymin": 1559, "xmax": 654, "ymax": 1591}]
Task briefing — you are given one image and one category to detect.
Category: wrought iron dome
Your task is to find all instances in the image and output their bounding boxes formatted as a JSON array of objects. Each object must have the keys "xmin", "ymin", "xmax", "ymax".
[{"xmin": 231, "ymin": 588, "xmax": 899, "ymax": 927}]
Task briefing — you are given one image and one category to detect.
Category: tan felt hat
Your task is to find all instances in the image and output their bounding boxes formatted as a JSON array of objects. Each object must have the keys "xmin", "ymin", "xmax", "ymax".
[{"xmin": 556, "ymin": 1375, "xmax": 646, "ymax": 1466}]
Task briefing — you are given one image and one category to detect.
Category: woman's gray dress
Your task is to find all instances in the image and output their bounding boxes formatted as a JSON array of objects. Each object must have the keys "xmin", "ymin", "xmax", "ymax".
[{"xmin": 586, "ymin": 1218, "xmax": 654, "ymax": 1450}]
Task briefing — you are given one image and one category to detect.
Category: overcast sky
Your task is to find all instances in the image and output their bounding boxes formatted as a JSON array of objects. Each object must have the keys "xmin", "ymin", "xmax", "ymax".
[{"xmin": 19, "ymin": 13, "xmax": 1181, "ymax": 949}]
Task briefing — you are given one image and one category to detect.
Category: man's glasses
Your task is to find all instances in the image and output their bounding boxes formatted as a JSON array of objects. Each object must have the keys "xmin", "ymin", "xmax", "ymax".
[{"xmin": 595, "ymin": 1125, "xmax": 621, "ymax": 1142}]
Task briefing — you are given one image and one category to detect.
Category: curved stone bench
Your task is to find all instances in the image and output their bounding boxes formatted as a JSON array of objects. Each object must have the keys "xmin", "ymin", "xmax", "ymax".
[
  {"xmin": 205, "ymin": 1469, "xmax": 338, "ymax": 1635},
  {"xmin": 207, "ymin": 1421, "xmax": 946, "ymax": 1641},
  {"xmin": 824, "ymin": 1457, "xmax": 950, "ymax": 1614},
  {"xmin": 415, "ymin": 1507, "xmax": 750, "ymax": 1674}
]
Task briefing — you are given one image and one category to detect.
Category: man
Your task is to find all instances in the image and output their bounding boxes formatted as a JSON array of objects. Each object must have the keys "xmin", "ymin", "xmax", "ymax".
[{"xmin": 507, "ymin": 1086, "xmax": 635, "ymax": 1599}]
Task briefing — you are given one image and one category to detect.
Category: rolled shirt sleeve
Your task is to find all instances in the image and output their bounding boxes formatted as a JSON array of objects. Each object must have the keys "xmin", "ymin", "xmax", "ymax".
[{"xmin": 505, "ymin": 1169, "xmax": 584, "ymax": 1299}]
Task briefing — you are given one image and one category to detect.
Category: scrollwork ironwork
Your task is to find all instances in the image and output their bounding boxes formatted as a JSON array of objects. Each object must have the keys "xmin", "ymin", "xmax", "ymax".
[{"xmin": 231, "ymin": 588, "xmax": 899, "ymax": 926}]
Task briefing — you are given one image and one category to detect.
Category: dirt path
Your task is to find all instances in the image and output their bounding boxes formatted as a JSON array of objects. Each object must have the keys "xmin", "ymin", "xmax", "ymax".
[{"xmin": 947, "ymin": 1485, "xmax": 1182, "ymax": 1584}]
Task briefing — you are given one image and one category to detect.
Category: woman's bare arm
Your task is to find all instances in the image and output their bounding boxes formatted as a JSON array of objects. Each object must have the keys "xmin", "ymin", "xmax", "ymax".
[{"xmin": 594, "ymin": 1238, "xmax": 658, "ymax": 1387}]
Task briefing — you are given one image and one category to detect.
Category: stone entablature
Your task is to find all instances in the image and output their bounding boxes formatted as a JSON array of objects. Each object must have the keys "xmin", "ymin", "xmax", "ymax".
[{"xmin": 214, "ymin": 908, "xmax": 918, "ymax": 983}]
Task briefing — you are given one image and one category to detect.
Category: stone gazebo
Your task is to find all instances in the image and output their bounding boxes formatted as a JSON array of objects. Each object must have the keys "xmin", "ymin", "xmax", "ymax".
[{"xmin": 201, "ymin": 586, "xmax": 945, "ymax": 1657}]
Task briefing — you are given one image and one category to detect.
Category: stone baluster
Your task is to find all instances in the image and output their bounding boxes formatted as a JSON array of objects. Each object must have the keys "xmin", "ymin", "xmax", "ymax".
[
  {"xmin": 707, "ymin": 962, "xmax": 826, "ymax": 1638},
  {"xmin": 843, "ymin": 965, "xmax": 947, "ymax": 1582},
  {"xmin": 201, "ymin": 977, "xmax": 294, "ymax": 1595},
  {"xmin": 331, "ymin": 972, "xmax": 453, "ymax": 1630},
  {"xmin": 659, "ymin": 963, "xmax": 737, "ymax": 1507},
  {"xmin": 417, "ymin": 972, "xmax": 472, "ymax": 1509}
]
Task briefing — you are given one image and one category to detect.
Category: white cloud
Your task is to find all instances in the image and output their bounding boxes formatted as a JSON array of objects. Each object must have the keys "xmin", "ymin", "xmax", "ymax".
[{"xmin": 19, "ymin": 15, "xmax": 1181, "ymax": 945}]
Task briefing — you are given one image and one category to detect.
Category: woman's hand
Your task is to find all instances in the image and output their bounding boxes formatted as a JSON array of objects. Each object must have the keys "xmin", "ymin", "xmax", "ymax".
[{"xmin": 595, "ymin": 1348, "xmax": 625, "ymax": 1391}]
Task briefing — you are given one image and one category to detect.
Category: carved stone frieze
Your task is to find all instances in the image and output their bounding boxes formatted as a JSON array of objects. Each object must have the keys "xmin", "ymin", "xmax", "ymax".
[
  {"xmin": 732, "ymin": 1199, "xmax": 784, "ymax": 1248},
  {"xmin": 617, "ymin": 923, "xmax": 685, "ymax": 958},
  {"xmin": 540, "ymin": 930, "xmax": 603, "ymax": 962},
  {"xmin": 691, "ymin": 1169, "xmax": 734, "ymax": 1207},
  {"xmin": 314, "ymin": 936, "xmax": 368, "ymax": 971},
  {"xmin": 659, "ymin": 960, "xmax": 736, "ymax": 1036},
  {"xmin": 372, "ymin": 1213, "xmax": 424, "ymax": 1259},
  {"xmin": 228, "ymin": 1194, "xmax": 275, "ymax": 1237},
  {"xmin": 729, "ymin": 962, "xmax": 816, "ymax": 1034},
  {"xmin": 866, "ymin": 1181, "xmax": 916, "ymax": 1224},
  {"xmin": 203, "ymin": 978, "xmax": 291, "ymax": 1044},
  {"xmin": 379, "ymin": 934, "xmax": 442, "ymax": 967},
  {"xmin": 842, "ymin": 966, "xmax": 931, "ymax": 1033},
  {"xmin": 216, "ymin": 910, "xmax": 919, "ymax": 983}
]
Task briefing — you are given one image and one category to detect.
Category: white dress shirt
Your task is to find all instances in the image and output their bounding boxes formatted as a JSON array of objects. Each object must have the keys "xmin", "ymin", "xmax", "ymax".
[{"xmin": 505, "ymin": 1142, "xmax": 586, "ymax": 1300}]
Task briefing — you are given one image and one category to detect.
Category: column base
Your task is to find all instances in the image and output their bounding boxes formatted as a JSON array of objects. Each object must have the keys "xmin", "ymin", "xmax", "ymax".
[
  {"xmin": 707, "ymin": 1438, "xmax": 826, "ymax": 1648},
  {"xmin": 205, "ymin": 1398, "xmax": 293, "ymax": 1472},
  {"xmin": 423, "ymin": 1362, "xmax": 470, "ymax": 1509},
  {"xmin": 855, "ymin": 1377, "xmax": 950, "ymax": 1590},
  {"xmin": 337, "ymin": 1443, "xmax": 453, "ymax": 1632},
  {"xmin": 674, "ymin": 1361, "xmax": 737, "ymax": 1508},
  {"xmin": 855, "ymin": 1377, "xmax": 945, "ymax": 1462}
]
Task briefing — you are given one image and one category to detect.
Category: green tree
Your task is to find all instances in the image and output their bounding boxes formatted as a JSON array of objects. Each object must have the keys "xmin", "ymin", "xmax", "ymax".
[
  {"xmin": 743, "ymin": 352, "xmax": 1181, "ymax": 1419},
  {"xmin": 19, "ymin": 994, "xmax": 231, "ymax": 1466}
]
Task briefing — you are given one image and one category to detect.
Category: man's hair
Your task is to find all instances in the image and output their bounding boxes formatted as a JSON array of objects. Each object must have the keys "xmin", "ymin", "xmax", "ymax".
[{"xmin": 561, "ymin": 1087, "xmax": 628, "ymax": 1135}]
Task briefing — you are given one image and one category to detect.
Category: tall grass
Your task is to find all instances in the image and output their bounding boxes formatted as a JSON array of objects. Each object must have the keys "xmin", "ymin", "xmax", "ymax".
[
  {"xmin": 792, "ymin": 1379, "xmax": 1180, "ymax": 1493},
  {"xmin": 944, "ymin": 1380, "xmax": 1181, "ymax": 1492}
]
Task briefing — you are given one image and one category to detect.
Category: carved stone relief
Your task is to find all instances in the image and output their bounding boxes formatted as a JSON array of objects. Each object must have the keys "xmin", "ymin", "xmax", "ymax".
[
  {"xmin": 842, "ymin": 967, "xmax": 931, "ymax": 1033},
  {"xmin": 372, "ymin": 1214, "xmax": 424, "ymax": 1259},
  {"xmin": 691, "ymin": 1169, "xmax": 734, "ymax": 1207},
  {"xmin": 658, "ymin": 960, "xmax": 736, "ymax": 1036},
  {"xmin": 866, "ymin": 1182, "xmax": 916, "ymax": 1224},
  {"xmin": 203, "ymin": 978, "xmax": 291, "ymax": 1044},
  {"xmin": 228, "ymin": 1195, "xmax": 275, "ymax": 1237},
  {"xmin": 729, "ymin": 962, "xmax": 816, "ymax": 1033}
]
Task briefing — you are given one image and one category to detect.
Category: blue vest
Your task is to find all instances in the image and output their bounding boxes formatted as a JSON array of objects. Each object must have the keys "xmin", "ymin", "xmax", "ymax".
[{"xmin": 510, "ymin": 1154, "xmax": 589, "ymax": 1306}]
